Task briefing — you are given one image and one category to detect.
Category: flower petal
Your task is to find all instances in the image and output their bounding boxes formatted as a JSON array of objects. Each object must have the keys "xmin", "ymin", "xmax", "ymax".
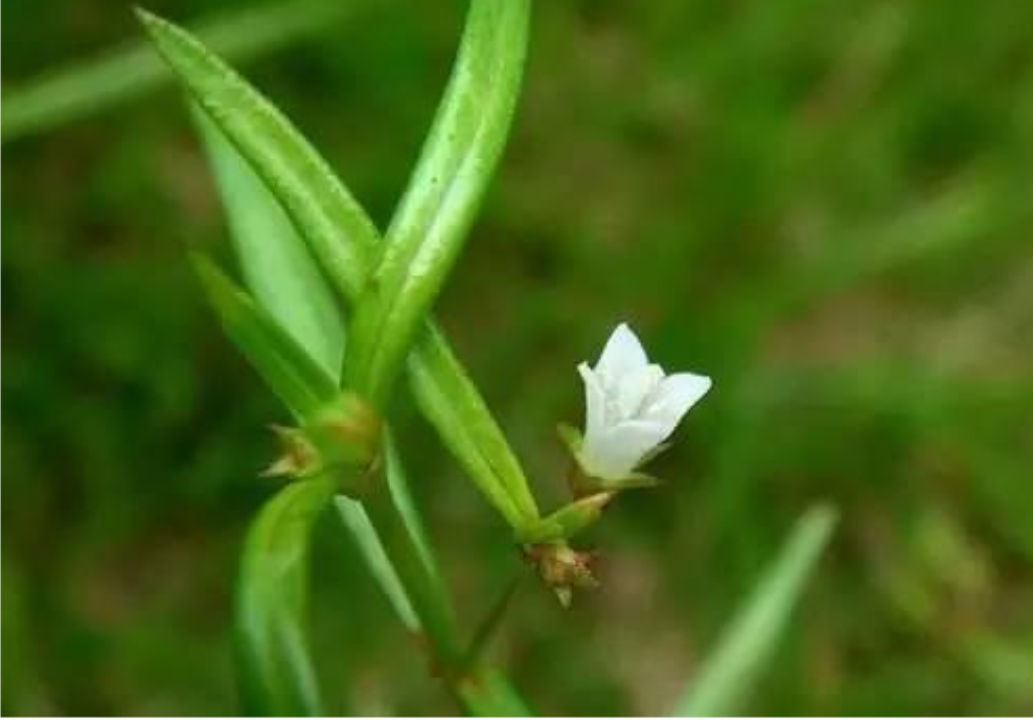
[
  {"xmin": 594, "ymin": 323, "xmax": 648, "ymax": 382},
  {"xmin": 643, "ymin": 372, "xmax": 712, "ymax": 439},
  {"xmin": 613, "ymin": 363, "xmax": 664, "ymax": 421},
  {"xmin": 578, "ymin": 362, "xmax": 608, "ymax": 444},
  {"xmin": 580, "ymin": 419, "xmax": 667, "ymax": 480}
]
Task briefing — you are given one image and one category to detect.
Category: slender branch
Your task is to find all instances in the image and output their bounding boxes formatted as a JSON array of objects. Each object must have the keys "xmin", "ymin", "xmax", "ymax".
[{"xmin": 462, "ymin": 568, "xmax": 527, "ymax": 672}]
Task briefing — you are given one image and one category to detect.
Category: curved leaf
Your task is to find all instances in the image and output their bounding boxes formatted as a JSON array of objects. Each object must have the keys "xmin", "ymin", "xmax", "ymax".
[
  {"xmin": 346, "ymin": 0, "xmax": 530, "ymax": 407},
  {"xmin": 191, "ymin": 254, "xmax": 337, "ymax": 419},
  {"xmin": 138, "ymin": 8, "xmax": 378, "ymax": 302},
  {"xmin": 140, "ymin": 9, "xmax": 540, "ymax": 532},
  {"xmin": 236, "ymin": 476, "xmax": 336, "ymax": 715},
  {"xmin": 194, "ymin": 108, "xmax": 345, "ymax": 378},
  {"xmin": 408, "ymin": 326, "xmax": 538, "ymax": 529},
  {"xmin": 675, "ymin": 505, "xmax": 838, "ymax": 717}
]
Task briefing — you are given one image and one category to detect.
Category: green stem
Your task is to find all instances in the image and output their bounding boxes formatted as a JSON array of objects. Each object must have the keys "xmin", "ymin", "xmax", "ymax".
[
  {"xmin": 360, "ymin": 460, "xmax": 531, "ymax": 713},
  {"xmin": 462, "ymin": 569, "xmax": 526, "ymax": 672}
]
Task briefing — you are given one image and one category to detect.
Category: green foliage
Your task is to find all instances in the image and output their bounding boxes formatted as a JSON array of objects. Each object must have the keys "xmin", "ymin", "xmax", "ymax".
[
  {"xmin": 139, "ymin": 4, "xmax": 540, "ymax": 534},
  {"xmin": 1, "ymin": 0, "xmax": 353, "ymax": 143},
  {"xmin": 6, "ymin": 0, "xmax": 1033, "ymax": 714},
  {"xmin": 190, "ymin": 254, "xmax": 336, "ymax": 419},
  {"xmin": 676, "ymin": 505, "xmax": 838, "ymax": 716},
  {"xmin": 236, "ymin": 476, "xmax": 335, "ymax": 716},
  {"xmin": 147, "ymin": 4, "xmax": 541, "ymax": 710},
  {"xmin": 194, "ymin": 109, "xmax": 345, "ymax": 377},
  {"xmin": 345, "ymin": 0, "xmax": 530, "ymax": 408},
  {"xmin": 137, "ymin": 8, "xmax": 379, "ymax": 301},
  {"xmin": 406, "ymin": 325, "xmax": 540, "ymax": 529}
]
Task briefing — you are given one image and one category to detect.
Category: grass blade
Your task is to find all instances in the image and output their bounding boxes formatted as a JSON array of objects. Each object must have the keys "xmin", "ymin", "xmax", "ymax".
[
  {"xmin": 191, "ymin": 254, "xmax": 336, "ymax": 419},
  {"xmin": 675, "ymin": 504, "xmax": 838, "ymax": 717},
  {"xmin": 194, "ymin": 108, "xmax": 345, "ymax": 378},
  {"xmin": 2, "ymin": 0, "xmax": 353, "ymax": 143},
  {"xmin": 346, "ymin": 0, "xmax": 530, "ymax": 407},
  {"xmin": 140, "ymin": 10, "xmax": 539, "ymax": 532},
  {"xmin": 236, "ymin": 476, "xmax": 335, "ymax": 715}
]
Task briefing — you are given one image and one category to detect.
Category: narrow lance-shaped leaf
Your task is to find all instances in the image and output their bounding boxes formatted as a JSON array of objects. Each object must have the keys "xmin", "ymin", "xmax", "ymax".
[
  {"xmin": 191, "ymin": 254, "xmax": 337, "ymax": 419},
  {"xmin": 141, "ymin": 11, "xmax": 540, "ymax": 532},
  {"xmin": 193, "ymin": 104, "xmax": 458, "ymax": 636},
  {"xmin": 345, "ymin": 0, "xmax": 530, "ymax": 408},
  {"xmin": 138, "ymin": 8, "xmax": 377, "ymax": 302},
  {"xmin": 194, "ymin": 107, "xmax": 345, "ymax": 378},
  {"xmin": 674, "ymin": 505, "xmax": 838, "ymax": 717},
  {"xmin": 333, "ymin": 432, "xmax": 445, "ymax": 634},
  {"xmin": 407, "ymin": 326, "xmax": 539, "ymax": 529},
  {"xmin": 236, "ymin": 476, "xmax": 336, "ymax": 715},
  {"xmin": 198, "ymin": 112, "xmax": 530, "ymax": 714},
  {"xmin": 335, "ymin": 497, "xmax": 419, "ymax": 631},
  {"xmin": 3, "ymin": 0, "xmax": 354, "ymax": 143},
  {"xmin": 161, "ymin": 9, "xmax": 536, "ymax": 714}
]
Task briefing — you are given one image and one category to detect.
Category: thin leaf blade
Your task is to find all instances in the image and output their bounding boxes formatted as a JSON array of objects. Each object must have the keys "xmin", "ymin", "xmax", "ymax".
[
  {"xmin": 346, "ymin": 0, "xmax": 531, "ymax": 407},
  {"xmin": 334, "ymin": 497, "xmax": 419, "ymax": 632},
  {"xmin": 194, "ymin": 108, "xmax": 345, "ymax": 377},
  {"xmin": 408, "ymin": 326, "xmax": 539, "ymax": 529},
  {"xmin": 332, "ymin": 433, "xmax": 445, "ymax": 634},
  {"xmin": 2, "ymin": 0, "xmax": 354, "ymax": 143},
  {"xmin": 236, "ymin": 476, "xmax": 336, "ymax": 715},
  {"xmin": 675, "ymin": 504, "xmax": 838, "ymax": 717},
  {"xmin": 191, "ymin": 254, "xmax": 337, "ymax": 419},
  {"xmin": 138, "ymin": 7, "xmax": 378, "ymax": 302},
  {"xmin": 142, "ymin": 11, "xmax": 539, "ymax": 531}
]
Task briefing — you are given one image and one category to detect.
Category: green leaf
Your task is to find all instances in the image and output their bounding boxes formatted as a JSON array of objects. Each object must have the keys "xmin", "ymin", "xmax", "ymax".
[
  {"xmin": 408, "ymin": 326, "xmax": 539, "ymax": 530},
  {"xmin": 520, "ymin": 492, "xmax": 614, "ymax": 544},
  {"xmin": 381, "ymin": 434, "xmax": 445, "ymax": 591},
  {"xmin": 333, "ymin": 433, "xmax": 444, "ymax": 633},
  {"xmin": 674, "ymin": 504, "xmax": 838, "ymax": 717},
  {"xmin": 193, "ymin": 108, "xmax": 345, "ymax": 378},
  {"xmin": 141, "ymin": 10, "xmax": 540, "ymax": 533},
  {"xmin": 236, "ymin": 476, "xmax": 335, "ymax": 716},
  {"xmin": 2, "ymin": 0, "xmax": 354, "ymax": 143},
  {"xmin": 138, "ymin": 7, "xmax": 378, "ymax": 303},
  {"xmin": 191, "ymin": 253, "xmax": 336, "ymax": 419},
  {"xmin": 345, "ymin": 0, "xmax": 531, "ymax": 407},
  {"xmin": 334, "ymin": 497, "xmax": 419, "ymax": 631}
]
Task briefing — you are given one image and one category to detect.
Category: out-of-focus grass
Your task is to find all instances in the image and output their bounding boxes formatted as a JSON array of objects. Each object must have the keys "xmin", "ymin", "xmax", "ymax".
[{"xmin": 3, "ymin": 0, "xmax": 1033, "ymax": 714}]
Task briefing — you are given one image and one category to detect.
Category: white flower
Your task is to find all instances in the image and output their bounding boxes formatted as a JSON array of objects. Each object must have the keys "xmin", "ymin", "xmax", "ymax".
[{"xmin": 577, "ymin": 323, "xmax": 712, "ymax": 481}]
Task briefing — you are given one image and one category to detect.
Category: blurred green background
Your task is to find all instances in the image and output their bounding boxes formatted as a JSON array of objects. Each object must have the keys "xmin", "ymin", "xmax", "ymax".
[{"xmin": 4, "ymin": 0, "xmax": 1033, "ymax": 714}]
